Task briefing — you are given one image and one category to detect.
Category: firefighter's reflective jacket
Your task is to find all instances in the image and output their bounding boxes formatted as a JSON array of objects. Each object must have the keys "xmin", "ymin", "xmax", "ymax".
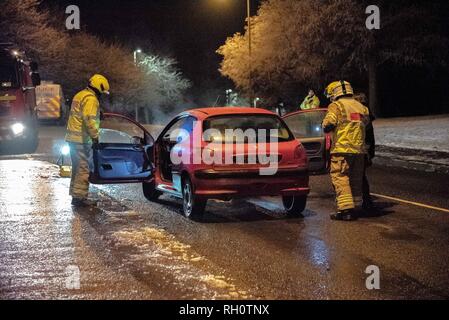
[
  {"xmin": 300, "ymin": 95, "xmax": 320, "ymax": 110},
  {"xmin": 65, "ymin": 88, "xmax": 100, "ymax": 144},
  {"xmin": 322, "ymin": 97, "xmax": 370, "ymax": 154}
]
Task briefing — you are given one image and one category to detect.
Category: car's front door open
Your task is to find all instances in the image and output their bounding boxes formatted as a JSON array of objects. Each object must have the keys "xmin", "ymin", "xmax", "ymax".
[
  {"xmin": 283, "ymin": 109, "xmax": 328, "ymax": 173},
  {"xmin": 89, "ymin": 113, "xmax": 154, "ymax": 184}
]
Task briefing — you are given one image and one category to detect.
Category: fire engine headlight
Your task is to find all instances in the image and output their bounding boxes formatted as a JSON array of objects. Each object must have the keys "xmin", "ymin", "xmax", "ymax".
[
  {"xmin": 11, "ymin": 123, "xmax": 25, "ymax": 136},
  {"xmin": 61, "ymin": 145, "xmax": 70, "ymax": 156}
]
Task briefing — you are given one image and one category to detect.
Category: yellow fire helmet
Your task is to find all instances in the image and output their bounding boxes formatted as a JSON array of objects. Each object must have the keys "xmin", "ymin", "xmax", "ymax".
[
  {"xmin": 89, "ymin": 74, "xmax": 110, "ymax": 95},
  {"xmin": 325, "ymin": 80, "xmax": 354, "ymax": 101}
]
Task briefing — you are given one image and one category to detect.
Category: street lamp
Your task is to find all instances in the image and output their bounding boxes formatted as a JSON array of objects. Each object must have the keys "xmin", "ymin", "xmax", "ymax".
[
  {"xmin": 246, "ymin": 0, "xmax": 254, "ymax": 107},
  {"xmin": 226, "ymin": 89, "xmax": 233, "ymax": 106},
  {"xmin": 133, "ymin": 48, "xmax": 142, "ymax": 65},
  {"xmin": 216, "ymin": 0, "xmax": 253, "ymax": 106},
  {"xmin": 133, "ymin": 49, "xmax": 143, "ymax": 121}
]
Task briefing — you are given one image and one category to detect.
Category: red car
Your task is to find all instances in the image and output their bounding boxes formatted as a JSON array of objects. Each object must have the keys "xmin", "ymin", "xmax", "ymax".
[{"xmin": 89, "ymin": 108, "xmax": 310, "ymax": 220}]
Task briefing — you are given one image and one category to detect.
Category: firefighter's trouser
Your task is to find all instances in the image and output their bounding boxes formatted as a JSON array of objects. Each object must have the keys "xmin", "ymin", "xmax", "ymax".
[
  {"xmin": 69, "ymin": 142, "xmax": 91, "ymax": 199},
  {"xmin": 362, "ymin": 155, "xmax": 373, "ymax": 205},
  {"xmin": 330, "ymin": 154, "xmax": 365, "ymax": 212}
]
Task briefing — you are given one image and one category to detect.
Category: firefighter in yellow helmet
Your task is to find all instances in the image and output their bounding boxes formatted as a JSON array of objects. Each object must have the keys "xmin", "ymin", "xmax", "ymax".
[
  {"xmin": 322, "ymin": 81, "xmax": 370, "ymax": 221},
  {"xmin": 65, "ymin": 74, "xmax": 110, "ymax": 207},
  {"xmin": 300, "ymin": 89, "xmax": 320, "ymax": 110}
]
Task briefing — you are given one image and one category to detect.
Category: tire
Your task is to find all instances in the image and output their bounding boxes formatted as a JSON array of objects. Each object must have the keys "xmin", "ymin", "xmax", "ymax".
[
  {"xmin": 142, "ymin": 180, "xmax": 162, "ymax": 201},
  {"xmin": 182, "ymin": 176, "xmax": 206, "ymax": 220},
  {"xmin": 282, "ymin": 195, "xmax": 307, "ymax": 217}
]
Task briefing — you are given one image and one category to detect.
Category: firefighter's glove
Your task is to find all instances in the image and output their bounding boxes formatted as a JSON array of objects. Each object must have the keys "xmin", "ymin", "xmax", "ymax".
[{"xmin": 323, "ymin": 124, "xmax": 336, "ymax": 133}]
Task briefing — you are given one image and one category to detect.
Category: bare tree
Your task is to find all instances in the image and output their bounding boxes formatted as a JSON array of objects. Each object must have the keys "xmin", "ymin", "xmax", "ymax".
[{"xmin": 0, "ymin": 0, "xmax": 191, "ymax": 121}]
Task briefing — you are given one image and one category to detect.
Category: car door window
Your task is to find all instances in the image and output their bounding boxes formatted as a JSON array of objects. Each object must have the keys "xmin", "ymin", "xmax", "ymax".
[
  {"xmin": 162, "ymin": 116, "xmax": 195, "ymax": 143},
  {"xmin": 284, "ymin": 111, "xmax": 326, "ymax": 139},
  {"xmin": 100, "ymin": 115, "xmax": 146, "ymax": 144},
  {"xmin": 99, "ymin": 128, "xmax": 134, "ymax": 144},
  {"xmin": 164, "ymin": 117, "xmax": 185, "ymax": 137},
  {"xmin": 178, "ymin": 116, "xmax": 195, "ymax": 142}
]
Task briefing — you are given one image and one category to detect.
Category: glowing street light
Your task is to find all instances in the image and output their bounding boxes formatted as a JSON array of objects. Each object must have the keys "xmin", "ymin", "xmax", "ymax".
[
  {"xmin": 133, "ymin": 49, "xmax": 142, "ymax": 65},
  {"xmin": 246, "ymin": 0, "xmax": 254, "ymax": 107},
  {"xmin": 216, "ymin": 1, "xmax": 254, "ymax": 106},
  {"xmin": 133, "ymin": 49, "xmax": 143, "ymax": 121}
]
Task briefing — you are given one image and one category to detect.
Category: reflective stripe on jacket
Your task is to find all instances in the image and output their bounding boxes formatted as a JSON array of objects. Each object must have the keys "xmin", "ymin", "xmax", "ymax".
[
  {"xmin": 322, "ymin": 97, "xmax": 370, "ymax": 154},
  {"xmin": 65, "ymin": 88, "xmax": 100, "ymax": 144}
]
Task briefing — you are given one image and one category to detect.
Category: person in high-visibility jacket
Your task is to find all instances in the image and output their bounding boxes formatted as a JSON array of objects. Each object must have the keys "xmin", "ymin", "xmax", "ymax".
[
  {"xmin": 322, "ymin": 81, "xmax": 370, "ymax": 221},
  {"xmin": 300, "ymin": 89, "xmax": 320, "ymax": 110},
  {"xmin": 65, "ymin": 74, "xmax": 110, "ymax": 207},
  {"xmin": 354, "ymin": 93, "xmax": 377, "ymax": 211}
]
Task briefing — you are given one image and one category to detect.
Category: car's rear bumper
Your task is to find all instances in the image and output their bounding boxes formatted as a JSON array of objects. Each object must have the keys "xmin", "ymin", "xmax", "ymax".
[{"xmin": 193, "ymin": 167, "xmax": 310, "ymax": 199}]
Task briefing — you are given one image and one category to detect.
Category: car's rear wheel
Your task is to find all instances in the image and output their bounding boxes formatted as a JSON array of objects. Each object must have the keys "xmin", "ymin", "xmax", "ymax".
[
  {"xmin": 182, "ymin": 176, "xmax": 206, "ymax": 220},
  {"xmin": 282, "ymin": 195, "xmax": 307, "ymax": 216},
  {"xmin": 142, "ymin": 180, "xmax": 162, "ymax": 201}
]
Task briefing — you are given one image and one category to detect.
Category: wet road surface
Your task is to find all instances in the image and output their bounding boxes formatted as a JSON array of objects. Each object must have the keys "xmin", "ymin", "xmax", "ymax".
[{"xmin": 1, "ymin": 126, "xmax": 449, "ymax": 299}]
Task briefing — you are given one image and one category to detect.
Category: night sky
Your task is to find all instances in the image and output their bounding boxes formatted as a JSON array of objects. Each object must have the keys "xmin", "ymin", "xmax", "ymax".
[
  {"xmin": 42, "ymin": 0, "xmax": 449, "ymax": 115},
  {"xmin": 49, "ymin": 0, "xmax": 262, "ymax": 90}
]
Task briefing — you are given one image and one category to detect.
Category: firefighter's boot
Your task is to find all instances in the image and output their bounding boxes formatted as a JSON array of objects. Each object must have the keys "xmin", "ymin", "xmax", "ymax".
[
  {"xmin": 71, "ymin": 198, "xmax": 97, "ymax": 207},
  {"xmin": 330, "ymin": 209, "xmax": 357, "ymax": 221}
]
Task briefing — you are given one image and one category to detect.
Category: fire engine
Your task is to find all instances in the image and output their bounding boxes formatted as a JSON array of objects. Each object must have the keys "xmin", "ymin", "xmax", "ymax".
[{"xmin": 0, "ymin": 44, "xmax": 41, "ymax": 154}]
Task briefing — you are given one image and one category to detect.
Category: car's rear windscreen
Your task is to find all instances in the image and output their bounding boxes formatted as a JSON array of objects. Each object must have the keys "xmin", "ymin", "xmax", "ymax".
[{"xmin": 203, "ymin": 114, "xmax": 294, "ymax": 143}]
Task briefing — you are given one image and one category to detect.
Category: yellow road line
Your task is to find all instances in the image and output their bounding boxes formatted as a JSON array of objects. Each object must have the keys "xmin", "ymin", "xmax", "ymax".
[{"xmin": 372, "ymin": 193, "xmax": 449, "ymax": 213}]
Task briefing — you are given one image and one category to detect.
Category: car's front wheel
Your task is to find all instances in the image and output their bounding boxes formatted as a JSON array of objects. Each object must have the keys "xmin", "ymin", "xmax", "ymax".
[
  {"xmin": 142, "ymin": 180, "xmax": 162, "ymax": 201},
  {"xmin": 182, "ymin": 176, "xmax": 206, "ymax": 220},
  {"xmin": 282, "ymin": 195, "xmax": 307, "ymax": 217}
]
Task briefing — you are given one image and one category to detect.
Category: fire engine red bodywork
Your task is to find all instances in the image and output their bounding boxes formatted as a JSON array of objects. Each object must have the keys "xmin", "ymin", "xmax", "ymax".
[{"xmin": 0, "ymin": 49, "xmax": 39, "ymax": 152}]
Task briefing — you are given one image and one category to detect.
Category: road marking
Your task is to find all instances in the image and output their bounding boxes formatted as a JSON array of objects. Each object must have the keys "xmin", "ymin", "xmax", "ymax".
[{"xmin": 372, "ymin": 193, "xmax": 449, "ymax": 213}]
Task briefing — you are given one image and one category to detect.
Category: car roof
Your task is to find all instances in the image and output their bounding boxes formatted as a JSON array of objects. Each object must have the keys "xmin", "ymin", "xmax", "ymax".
[
  {"xmin": 182, "ymin": 107, "xmax": 276, "ymax": 119},
  {"xmin": 283, "ymin": 108, "xmax": 328, "ymax": 118}
]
